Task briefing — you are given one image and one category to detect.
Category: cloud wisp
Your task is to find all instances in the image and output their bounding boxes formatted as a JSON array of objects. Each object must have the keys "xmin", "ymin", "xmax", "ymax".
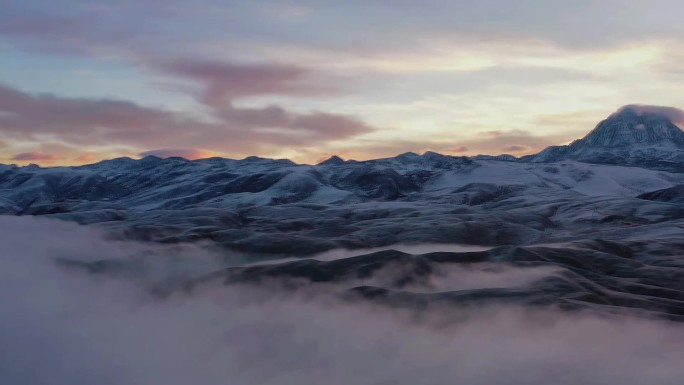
[
  {"xmin": 0, "ymin": 81, "xmax": 376, "ymax": 163},
  {"xmin": 10, "ymin": 152, "xmax": 61, "ymax": 163},
  {"xmin": 616, "ymin": 104, "xmax": 684, "ymax": 126}
]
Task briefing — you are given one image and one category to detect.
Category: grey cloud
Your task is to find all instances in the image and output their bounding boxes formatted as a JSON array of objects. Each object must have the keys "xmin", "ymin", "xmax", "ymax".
[
  {"xmin": 3, "ymin": 0, "xmax": 684, "ymax": 79},
  {"xmin": 0, "ymin": 83, "xmax": 173, "ymax": 140},
  {"xmin": 617, "ymin": 104, "xmax": 684, "ymax": 125},
  {"xmin": 158, "ymin": 59, "xmax": 334, "ymax": 107},
  {"xmin": 4, "ymin": 0, "xmax": 684, "ymax": 59}
]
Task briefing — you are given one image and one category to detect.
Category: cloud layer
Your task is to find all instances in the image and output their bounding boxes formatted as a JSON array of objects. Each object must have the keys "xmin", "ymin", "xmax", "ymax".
[
  {"xmin": 0, "ymin": 81, "xmax": 375, "ymax": 163},
  {"xmin": 2, "ymin": 216, "xmax": 684, "ymax": 385}
]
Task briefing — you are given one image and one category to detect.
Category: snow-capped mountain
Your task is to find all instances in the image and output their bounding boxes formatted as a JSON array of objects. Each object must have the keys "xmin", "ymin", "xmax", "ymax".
[
  {"xmin": 525, "ymin": 106, "xmax": 684, "ymax": 170},
  {"xmin": 580, "ymin": 107, "xmax": 684, "ymax": 147}
]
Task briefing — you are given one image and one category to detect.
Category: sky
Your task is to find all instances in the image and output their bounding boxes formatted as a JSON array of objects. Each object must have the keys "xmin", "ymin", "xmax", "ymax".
[{"xmin": 2, "ymin": 0, "xmax": 684, "ymax": 165}]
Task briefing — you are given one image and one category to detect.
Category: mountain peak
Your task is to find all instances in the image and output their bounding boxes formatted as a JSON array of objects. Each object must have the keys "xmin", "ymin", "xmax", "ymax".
[
  {"xmin": 577, "ymin": 105, "xmax": 684, "ymax": 148},
  {"xmin": 318, "ymin": 155, "xmax": 345, "ymax": 166},
  {"xmin": 528, "ymin": 105, "xmax": 684, "ymax": 170}
]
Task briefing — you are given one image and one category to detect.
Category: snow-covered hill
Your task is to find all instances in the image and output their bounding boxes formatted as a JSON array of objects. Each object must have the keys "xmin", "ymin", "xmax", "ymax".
[
  {"xmin": 1, "ymin": 106, "xmax": 683, "ymax": 256},
  {"xmin": 1, "ymin": 150, "xmax": 684, "ymax": 256}
]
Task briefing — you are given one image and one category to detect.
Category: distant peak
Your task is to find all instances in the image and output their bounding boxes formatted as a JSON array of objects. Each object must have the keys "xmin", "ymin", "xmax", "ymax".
[
  {"xmin": 577, "ymin": 105, "xmax": 684, "ymax": 148},
  {"xmin": 318, "ymin": 155, "xmax": 345, "ymax": 166},
  {"xmin": 139, "ymin": 155, "xmax": 163, "ymax": 162},
  {"xmin": 422, "ymin": 151, "xmax": 442, "ymax": 157},
  {"xmin": 242, "ymin": 156, "xmax": 264, "ymax": 161},
  {"xmin": 422, "ymin": 151, "xmax": 449, "ymax": 160},
  {"xmin": 94, "ymin": 156, "xmax": 135, "ymax": 165},
  {"xmin": 240, "ymin": 156, "xmax": 297, "ymax": 166},
  {"xmin": 396, "ymin": 152, "xmax": 420, "ymax": 158}
]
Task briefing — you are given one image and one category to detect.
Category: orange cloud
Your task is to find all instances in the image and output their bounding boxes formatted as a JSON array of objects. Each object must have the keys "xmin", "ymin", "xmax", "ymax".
[
  {"xmin": 449, "ymin": 146, "xmax": 469, "ymax": 153},
  {"xmin": 74, "ymin": 153, "xmax": 99, "ymax": 163}
]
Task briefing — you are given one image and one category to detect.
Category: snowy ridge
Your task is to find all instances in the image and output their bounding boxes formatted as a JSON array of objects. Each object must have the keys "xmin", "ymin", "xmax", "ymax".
[
  {"xmin": 2, "ymin": 107, "xmax": 684, "ymax": 257},
  {"xmin": 2, "ymin": 153, "xmax": 684, "ymax": 256}
]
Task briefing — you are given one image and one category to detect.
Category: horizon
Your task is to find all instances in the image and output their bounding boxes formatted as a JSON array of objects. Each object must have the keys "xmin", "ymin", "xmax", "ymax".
[
  {"xmin": 4, "ymin": 103, "xmax": 683, "ymax": 168},
  {"xmin": 3, "ymin": 1, "xmax": 684, "ymax": 166}
]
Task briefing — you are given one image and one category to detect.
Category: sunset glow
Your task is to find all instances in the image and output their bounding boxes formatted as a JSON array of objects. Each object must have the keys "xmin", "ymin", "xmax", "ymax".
[{"xmin": 2, "ymin": 1, "xmax": 684, "ymax": 165}]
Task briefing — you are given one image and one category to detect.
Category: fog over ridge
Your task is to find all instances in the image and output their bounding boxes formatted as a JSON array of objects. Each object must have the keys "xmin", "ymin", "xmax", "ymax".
[{"xmin": 1, "ymin": 216, "xmax": 684, "ymax": 385}]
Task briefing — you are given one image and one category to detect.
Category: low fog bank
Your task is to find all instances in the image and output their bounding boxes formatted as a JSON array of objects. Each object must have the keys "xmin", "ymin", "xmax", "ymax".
[
  {"xmin": 1, "ymin": 216, "xmax": 684, "ymax": 385},
  {"xmin": 243, "ymin": 243, "xmax": 492, "ymax": 267},
  {"xmin": 310, "ymin": 243, "xmax": 492, "ymax": 261}
]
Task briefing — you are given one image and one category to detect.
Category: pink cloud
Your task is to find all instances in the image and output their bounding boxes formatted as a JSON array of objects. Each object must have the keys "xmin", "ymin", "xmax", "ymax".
[
  {"xmin": 160, "ymin": 60, "xmax": 334, "ymax": 107},
  {"xmin": 288, "ymin": 111, "xmax": 371, "ymax": 138},
  {"xmin": 11, "ymin": 152, "xmax": 61, "ymax": 162},
  {"xmin": 0, "ymin": 83, "xmax": 376, "ymax": 160},
  {"xmin": 74, "ymin": 153, "xmax": 99, "ymax": 163},
  {"xmin": 0, "ymin": 84, "xmax": 173, "ymax": 142}
]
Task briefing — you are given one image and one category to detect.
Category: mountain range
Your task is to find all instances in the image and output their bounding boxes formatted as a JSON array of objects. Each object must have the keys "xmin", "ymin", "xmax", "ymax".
[{"xmin": 3, "ymin": 106, "xmax": 684, "ymax": 319}]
